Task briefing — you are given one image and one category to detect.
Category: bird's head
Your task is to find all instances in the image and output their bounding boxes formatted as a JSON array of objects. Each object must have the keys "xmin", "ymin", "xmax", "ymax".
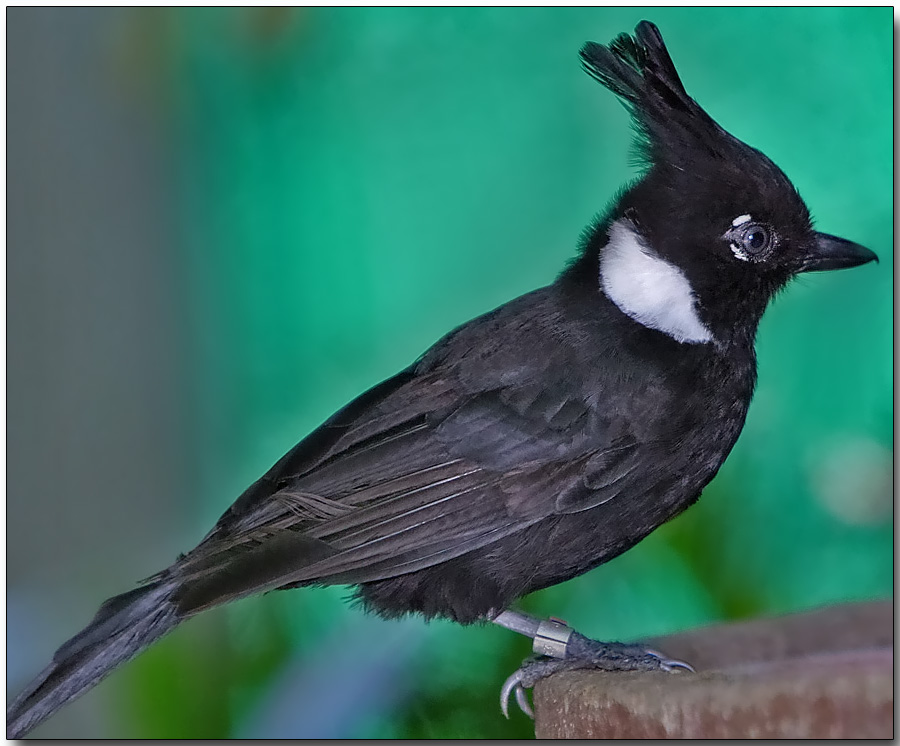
[{"xmin": 571, "ymin": 21, "xmax": 877, "ymax": 348}]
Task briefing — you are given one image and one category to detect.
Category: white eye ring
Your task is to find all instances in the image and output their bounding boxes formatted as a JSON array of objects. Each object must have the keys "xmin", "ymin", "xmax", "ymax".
[{"xmin": 725, "ymin": 219, "xmax": 777, "ymax": 263}]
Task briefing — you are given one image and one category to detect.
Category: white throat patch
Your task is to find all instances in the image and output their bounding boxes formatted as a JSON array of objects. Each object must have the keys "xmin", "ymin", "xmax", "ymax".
[{"xmin": 599, "ymin": 220, "xmax": 714, "ymax": 345}]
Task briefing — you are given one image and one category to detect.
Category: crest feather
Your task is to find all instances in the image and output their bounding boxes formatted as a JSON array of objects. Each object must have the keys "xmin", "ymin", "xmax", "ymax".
[{"xmin": 580, "ymin": 21, "xmax": 731, "ymax": 167}]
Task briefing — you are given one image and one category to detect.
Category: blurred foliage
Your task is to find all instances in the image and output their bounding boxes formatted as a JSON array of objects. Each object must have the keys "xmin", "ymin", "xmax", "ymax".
[{"xmin": 17, "ymin": 7, "xmax": 894, "ymax": 738}]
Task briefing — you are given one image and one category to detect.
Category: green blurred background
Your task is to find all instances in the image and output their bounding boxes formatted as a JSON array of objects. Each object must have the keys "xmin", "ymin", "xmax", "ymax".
[{"xmin": 7, "ymin": 7, "xmax": 892, "ymax": 738}]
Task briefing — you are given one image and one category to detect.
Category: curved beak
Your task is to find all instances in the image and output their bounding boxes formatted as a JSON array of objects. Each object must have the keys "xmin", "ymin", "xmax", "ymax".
[{"xmin": 799, "ymin": 232, "xmax": 879, "ymax": 273}]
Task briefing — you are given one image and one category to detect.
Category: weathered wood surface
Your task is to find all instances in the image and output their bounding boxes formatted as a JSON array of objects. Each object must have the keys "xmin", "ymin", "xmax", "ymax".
[{"xmin": 533, "ymin": 600, "xmax": 893, "ymax": 739}]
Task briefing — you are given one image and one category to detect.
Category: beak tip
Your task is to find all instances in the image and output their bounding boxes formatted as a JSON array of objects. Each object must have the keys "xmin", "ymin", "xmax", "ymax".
[{"xmin": 859, "ymin": 246, "xmax": 879, "ymax": 267}]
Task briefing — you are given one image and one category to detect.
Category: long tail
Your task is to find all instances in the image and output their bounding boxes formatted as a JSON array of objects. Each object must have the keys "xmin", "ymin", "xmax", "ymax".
[
  {"xmin": 7, "ymin": 498, "xmax": 340, "ymax": 738},
  {"xmin": 6, "ymin": 580, "xmax": 179, "ymax": 739}
]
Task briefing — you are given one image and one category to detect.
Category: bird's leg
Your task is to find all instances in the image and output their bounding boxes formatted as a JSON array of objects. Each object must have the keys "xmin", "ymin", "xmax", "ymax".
[{"xmin": 491, "ymin": 610, "xmax": 693, "ymax": 718}]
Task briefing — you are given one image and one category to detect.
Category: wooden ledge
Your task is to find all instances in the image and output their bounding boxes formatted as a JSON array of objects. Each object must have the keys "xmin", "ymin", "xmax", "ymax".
[{"xmin": 533, "ymin": 600, "xmax": 893, "ymax": 739}]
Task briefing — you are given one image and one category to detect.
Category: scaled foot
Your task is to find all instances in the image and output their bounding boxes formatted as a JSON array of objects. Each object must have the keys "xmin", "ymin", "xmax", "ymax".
[{"xmin": 500, "ymin": 631, "xmax": 693, "ymax": 719}]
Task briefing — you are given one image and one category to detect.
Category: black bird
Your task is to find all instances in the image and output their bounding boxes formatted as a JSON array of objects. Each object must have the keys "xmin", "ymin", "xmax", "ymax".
[{"xmin": 7, "ymin": 20, "xmax": 877, "ymax": 738}]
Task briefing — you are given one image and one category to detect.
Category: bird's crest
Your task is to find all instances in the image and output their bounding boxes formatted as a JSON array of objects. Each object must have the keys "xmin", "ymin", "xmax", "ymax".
[{"xmin": 581, "ymin": 21, "xmax": 735, "ymax": 170}]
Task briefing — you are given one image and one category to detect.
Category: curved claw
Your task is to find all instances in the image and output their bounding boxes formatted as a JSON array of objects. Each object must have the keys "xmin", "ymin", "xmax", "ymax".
[
  {"xmin": 645, "ymin": 648, "xmax": 695, "ymax": 673},
  {"xmin": 500, "ymin": 669, "xmax": 522, "ymax": 719},
  {"xmin": 662, "ymin": 658, "xmax": 695, "ymax": 673},
  {"xmin": 515, "ymin": 685, "xmax": 534, "ymax": 719},
  {"xmin": 500, "ymin": 669, "xmax": 534, "ymax": 719}
]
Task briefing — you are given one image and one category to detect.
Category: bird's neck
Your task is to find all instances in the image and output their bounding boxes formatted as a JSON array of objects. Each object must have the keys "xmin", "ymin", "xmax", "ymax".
[
  {"xmin": 562, "ymin": 217, "xmax": 768, "ymax": 353},
  {"xmin": 597, "ymin": 220, "xmax": 714, "ymax": 345}
]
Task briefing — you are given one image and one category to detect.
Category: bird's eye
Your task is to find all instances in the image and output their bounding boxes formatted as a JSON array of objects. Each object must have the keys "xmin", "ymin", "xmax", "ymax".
[
  {"xmin": 725, "ymin": 219, "xmax": 776, "ymax": 262},
  {"xmin": 742, "ymin": 225, "xmax": 772, "ymax": 254}
]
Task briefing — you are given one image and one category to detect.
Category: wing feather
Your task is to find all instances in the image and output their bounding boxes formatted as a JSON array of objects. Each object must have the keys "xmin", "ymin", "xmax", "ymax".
[{"xmin": 168, "ymin": 288, "xmax": 642, "ymax": 609}]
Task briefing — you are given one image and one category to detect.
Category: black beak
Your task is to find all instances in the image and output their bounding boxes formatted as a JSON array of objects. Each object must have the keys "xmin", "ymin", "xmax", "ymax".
[{"xmin": 799, "ymin": 232, "xmax": 878, "ymax": 273}]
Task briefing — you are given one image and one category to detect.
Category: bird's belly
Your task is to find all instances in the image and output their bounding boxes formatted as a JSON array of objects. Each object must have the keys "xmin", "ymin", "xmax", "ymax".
[{"xmin": 528, "ymin": 428, "xmax": 742, "ymax": 592}]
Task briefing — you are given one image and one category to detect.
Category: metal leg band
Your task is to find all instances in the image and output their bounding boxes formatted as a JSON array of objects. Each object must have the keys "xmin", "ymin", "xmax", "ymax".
[{"xmin": 532, "ymin": 619, "xmax": 573, "ymax": 659}]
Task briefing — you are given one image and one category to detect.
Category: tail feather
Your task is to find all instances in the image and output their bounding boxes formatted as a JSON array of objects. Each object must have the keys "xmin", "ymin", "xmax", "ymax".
[
  {"xmin": 6, "ymin": 582, "xmax": 179, "ymax": 739},
  {"xmin": 7, "ymin": 528, "xmax": 336, "ymax": 737}
]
